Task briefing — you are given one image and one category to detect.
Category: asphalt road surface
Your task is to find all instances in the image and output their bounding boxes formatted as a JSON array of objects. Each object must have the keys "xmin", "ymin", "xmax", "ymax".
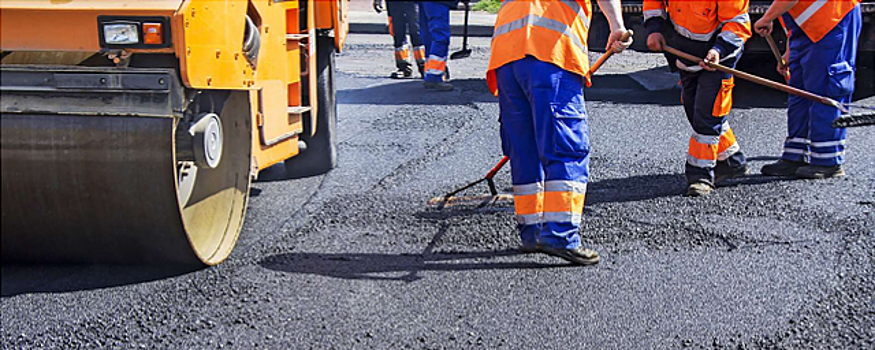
[{"xmin": 2, "ymin": 34, "xmax": 874, "ymax": 349}]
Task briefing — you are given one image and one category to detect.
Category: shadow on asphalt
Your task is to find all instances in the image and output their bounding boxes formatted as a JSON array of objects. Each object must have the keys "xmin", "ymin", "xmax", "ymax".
[
  {"xmin": 259, "ymin": 250, "xmax": 570, "ymax": 282},
  {"xmin": 0, "ymin": 264, "xmax": 197, "ymax": 297},
  {"xmin": 253, "ymin": 162, "xmax": 322, "ymax": 183},
  {"xmin": 335, "ymin": 75, "xmax": 839, "ymax": 109}
]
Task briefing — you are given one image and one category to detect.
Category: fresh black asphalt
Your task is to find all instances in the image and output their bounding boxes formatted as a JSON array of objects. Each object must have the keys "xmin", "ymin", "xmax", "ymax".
[{"xmin": 2, "ymin": 34, "xmax": 873, "ymax": 349}]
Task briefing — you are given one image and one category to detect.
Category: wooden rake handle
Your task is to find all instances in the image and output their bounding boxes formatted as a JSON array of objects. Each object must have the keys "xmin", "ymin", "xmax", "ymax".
[
  {"xmin": 588, "ymin": 30, "xmax": 634, "ymax": 76},
  {"xmin": 662, "ymin": 45, "xmax": 848, "ymax": 114},
  {"xmin": 764, "ymin": 34, "xmax": 791, "ymax": 82}
]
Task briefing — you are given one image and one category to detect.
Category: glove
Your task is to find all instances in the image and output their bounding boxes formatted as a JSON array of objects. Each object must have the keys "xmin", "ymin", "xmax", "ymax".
[{"xmin": 373, "ymin": 0, "xmax": 383, "ymax": 13}]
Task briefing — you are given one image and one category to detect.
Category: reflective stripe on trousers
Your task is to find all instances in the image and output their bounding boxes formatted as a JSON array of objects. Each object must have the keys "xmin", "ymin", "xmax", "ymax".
[
  {"xmin": 419, "ymin": 2, "xmax": 450, "ymax": 83},
  {"xmin": 497, "ymin": 57, "xmax": 589, "ymax": 250},
  {"xmin": 679, "ymin": 54, "xmax": 746, "ymax": 184},
  {"xmin": 781, "ymin": 7, "xmax": 860, "ymax": 166}
]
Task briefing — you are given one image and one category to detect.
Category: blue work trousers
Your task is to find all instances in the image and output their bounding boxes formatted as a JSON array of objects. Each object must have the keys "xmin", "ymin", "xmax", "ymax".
[
  {"xmin": 419, "ymin": 2, "xmax": 451, "ymax": 83},
  {"xmin": 496, "ymin": 57, "xmax": 590, "ymax": 250},
  {"xmin": 781, "ymin": 6, "xmax": 861, "ymax": 166}
]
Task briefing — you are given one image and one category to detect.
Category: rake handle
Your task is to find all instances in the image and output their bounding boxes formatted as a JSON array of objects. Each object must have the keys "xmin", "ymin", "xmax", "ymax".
[
  {"xmin": 764, "ymin": 35, "xmax": 790, "ymax": 82},
  {"xmin": 588, "ymin": 30, "xmax": 634, "ymax": 76},
  {"xmin": 662, "ymin": 45, "xmax": 848, "ymax": 113},
  {"xmin": 485, "ymin": 156, "xmax": 509, "ymax": 179}
]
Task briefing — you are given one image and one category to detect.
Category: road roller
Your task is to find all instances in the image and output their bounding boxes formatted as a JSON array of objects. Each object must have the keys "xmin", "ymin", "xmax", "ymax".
[{"xmin": 0, "ymin": 0, "xmax": 349, "ymax": 265}]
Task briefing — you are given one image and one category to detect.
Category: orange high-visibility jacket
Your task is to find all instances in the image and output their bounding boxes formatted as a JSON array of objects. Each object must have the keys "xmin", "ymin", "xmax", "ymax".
[
  {"xmin": 784, "ymin": 0, "xmax": 860, "ymax": 43},
  {"xmin": 486, "ymin": 0, "xmax": 593, "ymax": 95},
  {"xmin": 643, "ymin": 0, "xmax": 752, "ymax": 57}
]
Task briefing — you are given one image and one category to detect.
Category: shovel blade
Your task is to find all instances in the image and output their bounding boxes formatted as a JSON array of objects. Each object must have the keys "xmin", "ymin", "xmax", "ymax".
[{"xmin": 450, "ymin": 49, "xmax": 472, "ymax": 60}]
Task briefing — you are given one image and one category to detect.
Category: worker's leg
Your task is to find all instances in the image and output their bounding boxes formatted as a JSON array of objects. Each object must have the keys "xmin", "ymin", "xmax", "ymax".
[
  {"xmin": 781, "ymin": 42, "xmax": 813, "ymax": 164},
  {"xmin": 404, "ymin": 2, "xmax": 426, "ymax": 75},
  {"xmin": 387, "ymin": 2, "xmax": 412, "ymax": 76},
  {"xmin": 403, "ymin": 2, "xmax": 423, "ymax": 48},
  {"xmin": 420, "ymin": 2, "xmax": 451, "ymax": 83},
  {"xmin": 516, "ymin": 57, "xmax": 588, "ymax": 250},
  {"xmin": 496, "ymin": 60, "xmax": 544, "ymax": 249},
  {"xmin": 684, "ymin": 58, "xmax": 746, "ymax": 188},
  {"xmin": 803, "ymin": 7, "xmax": 860, "ymax": 168},
  {"xmin": 418, "ymin": 3, "xmax": 431, "ymax": 57}
]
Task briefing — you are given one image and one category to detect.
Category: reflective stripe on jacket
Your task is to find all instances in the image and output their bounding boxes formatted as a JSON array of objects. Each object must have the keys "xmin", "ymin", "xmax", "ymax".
[
  {"xmin": 643, "ymin": 0, "xmax": 752, "ymax": 57},
  {"xmin": 786, "ymin": 0, "xmax": 860, "ymax": 43},
  {"xmin": 486, "ymin": 0, "xmax": 593, "ymax": 95}
]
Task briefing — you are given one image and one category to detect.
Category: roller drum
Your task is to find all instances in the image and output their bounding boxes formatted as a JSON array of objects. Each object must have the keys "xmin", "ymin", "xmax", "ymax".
[{"xmin": 1, "ymin": 66, "xmax": 251, "ymax": 265}]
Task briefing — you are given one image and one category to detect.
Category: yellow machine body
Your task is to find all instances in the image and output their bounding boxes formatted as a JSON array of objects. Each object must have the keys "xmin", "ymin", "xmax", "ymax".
[{"xmin": 0, "ymin": 0, "xmax": 347, "ymax": 265}]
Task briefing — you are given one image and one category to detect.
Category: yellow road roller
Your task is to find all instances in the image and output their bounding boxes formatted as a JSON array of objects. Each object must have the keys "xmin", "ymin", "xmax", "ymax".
[{"xmin": 0, "ymin": 0, "xmax": 349, "ymax": 265}]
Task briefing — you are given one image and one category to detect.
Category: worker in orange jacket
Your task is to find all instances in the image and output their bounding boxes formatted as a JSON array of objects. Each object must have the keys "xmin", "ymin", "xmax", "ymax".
[
  {"xmin": 755, "ymin": 0, "xmax": 862, "ymax": 179},
  {"xmin": 488, "ymin": 0, "xmax": 632, "ymax": 265},
  {"xmin": 644, "ymin": 0, "xmax": 753, "ymax": 196}
]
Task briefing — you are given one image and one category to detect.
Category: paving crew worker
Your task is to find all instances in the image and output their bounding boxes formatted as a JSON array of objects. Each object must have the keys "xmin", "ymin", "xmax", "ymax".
[
  {"xmin": 487, "ymin": 0, "xmax": 632, "ymax": 265},
  {"xmin": 419, "ymin": 0, "xmax": 455, "ymax": 91},
  {"xmin": 374, "ymin": 0, "xmax": 427, "ymax": 78},
  {"xmin": 644, "ymin": 0, "xmax": 753, "ymax": 196},
  {"xmin": 754, "ymin": 0, "xmax": 862, "ymax": 179}
]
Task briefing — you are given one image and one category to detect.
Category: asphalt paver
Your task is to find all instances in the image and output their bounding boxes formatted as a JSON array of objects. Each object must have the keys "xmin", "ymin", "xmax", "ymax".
[{"xmin": 2, "ymin": 34, "xmax": 873, "ymax": 349}]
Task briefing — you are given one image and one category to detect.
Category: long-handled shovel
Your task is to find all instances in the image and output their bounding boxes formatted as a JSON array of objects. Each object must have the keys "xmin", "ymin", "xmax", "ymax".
[
  {"xmin": 662, "ymin": 45, "xmax": 875, "ymax": 127},
  {"xmin": 450, "ymin": 0, "xmax": 472, "ymax": 60},
  {"xmin": 429, "ymin": 35, "xmax": 637, "ymax": 209}
]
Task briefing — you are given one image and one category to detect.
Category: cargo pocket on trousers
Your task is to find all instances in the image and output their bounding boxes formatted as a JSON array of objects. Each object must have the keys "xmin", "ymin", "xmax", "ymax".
[
  {"xmin": 712, "ymin": 77, "xmax": 734, "ymax": 117},
  {"xmin": 828, "ymin": 61, "xmax": 854, "ymax": 98},
  {"xmin": 549, "ymin": 100, "xmax": 589, "ymax": 157}
]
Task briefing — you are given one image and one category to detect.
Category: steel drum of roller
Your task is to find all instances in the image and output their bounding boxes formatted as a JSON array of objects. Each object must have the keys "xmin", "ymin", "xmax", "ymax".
[{"xmin": 0, "ymin": 66, "xmax": 251, "ymax": 265}]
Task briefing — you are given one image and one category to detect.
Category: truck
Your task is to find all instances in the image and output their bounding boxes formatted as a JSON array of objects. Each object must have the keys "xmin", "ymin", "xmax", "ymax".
[
  {"xmin": 0, "ymin": 0, "xmax": 349, "ymax": 265},
  {"xmin": 589, "ymin": 1, "xmax": 875, "ymax": 92}
]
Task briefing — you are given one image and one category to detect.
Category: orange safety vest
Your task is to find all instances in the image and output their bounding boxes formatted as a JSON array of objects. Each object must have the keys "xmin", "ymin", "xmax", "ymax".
[
  {"xmin": 643, "ymin": 0, "xmax": 751, "ymax": 49},
  {"xmin": 486, "ymin": 0, "xmax": 592, "ymax": 95},
  {"xmin": 787, "ymin": 0, "xmax": 860, "ymax": 43}
]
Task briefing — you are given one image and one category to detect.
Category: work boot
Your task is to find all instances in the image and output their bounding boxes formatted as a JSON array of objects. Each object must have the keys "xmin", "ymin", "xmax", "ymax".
[
  {"xmin": 685, "ymin": 181, "xmax": 714, "ymax": 197},
  {"xmin": 795, "ymin": 164, "xmax": 845, "ymax": 179},
  {"xmin": 714, "ymin": 163, "xmax": 749, "ymax": 184},
  {"xmin": 390, "ymin": 67, "xmax": 413, "ymax": 79},
  {"xmin": 539, "ymin": 245, "xmax": 600, "ymax": 265},
  {"xmin": 423, "ymin": 81, "xmax": 454, "ymax": 91},
  {"xmin": 761, "ymin": 159, "xmax": 806, "ymax": 176}
]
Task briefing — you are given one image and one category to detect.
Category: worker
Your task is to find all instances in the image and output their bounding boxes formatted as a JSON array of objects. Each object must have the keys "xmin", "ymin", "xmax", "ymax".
[
  {"xmin": 754, "ymin": 0, "xmax": 861, "ymax": 179},
  {"xmin": 419, "ymin": 0, "xmax": 455, "ymax": 91},
  {"xmin": 488, "ymin": 0, "xmax": 632, "ymax": 265},
  {"xmin": 644, "ymin": 0, "xmax": 752, "ymax": 196},
  {"xmin": 374, "ymin": 0, "xmax": 426, "ymax": 78}
]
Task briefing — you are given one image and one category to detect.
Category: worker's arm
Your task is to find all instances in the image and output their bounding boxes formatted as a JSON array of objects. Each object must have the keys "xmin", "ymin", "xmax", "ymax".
[
  {"xmin": 754, "ymin": 0, "xmax": 798, "ymax": 36},
  {"xmin": 642, "ymin": 0, "xmax": 667, "ymax": 51},
  {"xmin": 597, "ymin": 0, "xmax": 632, "ymax": 52},
  {"xmin": 712, "ymin": 0, "xmax": 752, "ymax": 59}
]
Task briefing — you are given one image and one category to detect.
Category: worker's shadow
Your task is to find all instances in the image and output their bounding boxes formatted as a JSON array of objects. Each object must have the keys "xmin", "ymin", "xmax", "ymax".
[
  {"xmin": 260, "ymin": 250, "xmax": 567, "ymax": 282},
  {"xmin": 0, "ymin": 264, "xmax": 197, "ymax": 297},
  {"xmin": 338, "ymin": 78, "xmax": 498, "ymax": 106},
  {"xmin": 260, "ymin": 222, "xmax": 569, "ymax": 282}
]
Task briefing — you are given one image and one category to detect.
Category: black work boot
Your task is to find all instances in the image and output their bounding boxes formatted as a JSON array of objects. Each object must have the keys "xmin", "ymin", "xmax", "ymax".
[
  {"xmin": 685, "ymin": 181, "xmax": 715, "ymax": 197},
  {"xmin": 539, "ymin": 245, "xmax": 600, "ymax": 265},
  {"xmin": 390, "ymin": 67, "xmax": 413, "ymax": 79},
  {"xmin": 391, "ymin": 61, "xmax": 414, "ymax": 79},
  {"xmin": 715, "ymin": 163, "xmax": 749, "ymax": 184},
  {"xmin": 795, "ymin": 164, "xmax": 845, "ymax": 179},
  {"xmin": 761, "ymin": 159, "xmax": 806, "ymax": 176}
]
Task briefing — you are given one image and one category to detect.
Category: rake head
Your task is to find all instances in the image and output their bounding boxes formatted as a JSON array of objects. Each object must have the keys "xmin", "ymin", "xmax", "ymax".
[{"xmin": 832, "ymin": 113, "xmax": 875, "ymax": 128}]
